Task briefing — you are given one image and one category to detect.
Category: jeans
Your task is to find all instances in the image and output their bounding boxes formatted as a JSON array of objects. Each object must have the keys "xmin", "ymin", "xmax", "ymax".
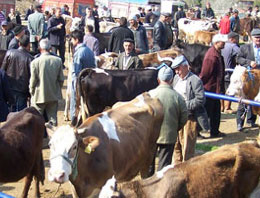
[
  {"xmin": 10, "ymin": 93, "xmax": 28, "ymax": 112},
  {"xmin": 236, "ymin": 103, "xmax": 256, "ymax": 127},
  {"xmin": 51, "ymin": 43, "xmax": 65, "ymax": 64},
  {"xmin": 70, "ymin": 78, "xmax": 77, "ymax": 121}
]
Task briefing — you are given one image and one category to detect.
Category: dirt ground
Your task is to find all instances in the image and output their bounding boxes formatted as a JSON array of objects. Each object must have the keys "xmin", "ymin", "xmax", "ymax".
[{"xmin": 0, "ymin": 65, "xmax": 259, "ymax": 198}]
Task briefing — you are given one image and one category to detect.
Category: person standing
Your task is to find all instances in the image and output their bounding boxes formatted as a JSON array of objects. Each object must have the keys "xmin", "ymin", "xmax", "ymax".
[
  {"xmin": 236, "ymin": 28, "xmax": 260, "ymax": 131},
  {"xmin": 175, "ymin": 6, "xmax": 186, "ymax": 22},
  {"xmin": 70, "ymin": 30, "xmax": 95, "ymax": 122},
  {"xmin": 148, "ymin": 65, "xmax": 187, "ymax": 176},
  {"xmin": 108, "ymin": 17, "xmax": 134, "ymax": 53},
  {"xmin": 115, "ymin": 38, "xmax": 143, "ymax": 69},
  {"xmin": 219, "ymin": 13, "xmax": 230, "ymax": 35},
  {"xmin": 0, "ymin": 21, "xmax": 14, "ymax": 50},
  {"xmin": 172, "ymin": 55, "xmax": 209, "ymax": 164},
  {"xmin": 8, "ymin": 25, "xmax": 25, "ymax": 50},
  {"xmin": 221, "ymin": 32, "xmax": 240, "ymax": 114},
  {"xmin": 203, "ymin": 2, "xmax": 215, "ymax": 19},
  {"xmin": 199, "ymin": 34, "xmax": 227, "ymax": 138},
  {"xmin": 0, "ymin": 10, "xmax": 6, "ymax": 25},
  {"xmin": 29, "ymin": 39, "xmax": 64, "ymax": 126},
  {"xmin": 153, "ymin": 12, "xmax": 169, "ymax": 52},
  {"xmin": 129, "ymin": 15, "xmax": 148, "ymax": 54},
  {"xmin": 62, "ymin": 4, "xmax": 70, "ymax": 15},
  {"xmin": 230, "ymin": 9, "xmax": 240, "ymax": 33},
  {"xmin": 194, "ymin": 5, "xmax": 201, "ymax": 19},
  {"xmin": 80, "ymin": 7, "xmax": 99, "ymax": 33},
  {"xmin": 7, "ymin": 8, "xmax": 21, "ymax": 25},
  {"xmin": 28, "ymin": 4, "xmax": 45, "ymax": 52},
  {"xmin": 47, "ymin": 7, "xmax": 66, "ymax": 65},
  {"xmin": 83, "ymin": 25, "xmax": 100, "ymax": 56},
  {"xmin": 25, "ymin": 5, "xmax": 34, "ymax": 21},
  {"xmin": 2, "ymin": 35, "xmax": 33, "ymax": 112}
]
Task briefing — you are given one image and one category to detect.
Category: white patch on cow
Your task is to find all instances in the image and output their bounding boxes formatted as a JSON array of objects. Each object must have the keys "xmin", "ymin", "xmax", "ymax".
[
  {"xmin": 226, "ymin": 65, "xmax": 246, "ymax": 97},
  {"xmin": 156, "ymin": 165, "xmax": 174, "ymax": 179},
  {"xmin": 99, "ymin": 176, "xmax": 116, "ymax": 198},
  {"xmin": 135, "ymin": 94, "xmax": 146, "ymax": 107},
  {"xmin": 93, "ymin": 68, "xmax": 109, "ymax": 76},
  {"xmin": 48, "ymin": 125, "xmax": 78, "ymax": 184},
  {"xmin": 254, "ymin": 87, "xmax": 260, "ymax": 102},
  {"xmin": 98, "ymin": 112, "xmax": 120, "ymax": 142}
]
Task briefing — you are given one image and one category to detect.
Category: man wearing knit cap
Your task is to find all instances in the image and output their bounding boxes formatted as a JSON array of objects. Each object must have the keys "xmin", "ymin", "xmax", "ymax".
[
  {"xmin": 148, "ymin": 65, "xmax": 187, "ymax": 176},
  {"xmin": 172, "ymin": 55, "xmax": 209, "ymax": 164}
]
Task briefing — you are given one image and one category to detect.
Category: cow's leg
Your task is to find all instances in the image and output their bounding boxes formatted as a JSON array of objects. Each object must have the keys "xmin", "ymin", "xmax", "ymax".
[{"xmin": 20, "ymin": 173, "xmax": 33, "ymax": 198}]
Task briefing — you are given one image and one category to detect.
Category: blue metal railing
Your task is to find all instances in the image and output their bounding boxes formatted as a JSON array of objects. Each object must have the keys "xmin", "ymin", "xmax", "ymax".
[{"xmin": 0, "ymin": 192, "xmax": 15, "ymax": 198}]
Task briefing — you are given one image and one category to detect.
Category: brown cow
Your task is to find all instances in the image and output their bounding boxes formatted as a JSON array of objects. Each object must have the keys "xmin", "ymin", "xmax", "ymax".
[
  {"xmin": 100, "ymin": 140, "xmax": 260, "ymax": 198},
  {"xmin": 95, "ymin": 52, "xmax": 119, "ymax": 69},
  {"xmin": 193, "ymin": 30, "xmax": 217, "ymax": 45},
  {"xmin": 0, "ymin": 107, "xmax": 45, "ymax": 198},
  {"xmin": 46, "ymin": 92, "xmax": 164, "ymax": 197},
  {"xmin": 138, "ymin": 48, "xmax": 181, "ymax": 67},
  {"xmin": 239, "ymin": 17, "xmax": 254, "ymax": 41}
]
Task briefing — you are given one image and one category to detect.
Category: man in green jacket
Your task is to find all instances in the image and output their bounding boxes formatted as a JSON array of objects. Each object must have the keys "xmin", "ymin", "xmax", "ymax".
[
  {"xmin": 29, "ymin": 38, "xmax": 64, "ymax": 126},
  {"xmin": 148, "ymin": 65, "xmax": 187, "ymax": 176}
]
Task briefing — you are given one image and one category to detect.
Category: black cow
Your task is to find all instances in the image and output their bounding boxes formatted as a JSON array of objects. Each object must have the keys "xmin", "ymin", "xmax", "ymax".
[
  {"xmin": 77, "ymin": 68, "xmax": 160, "ymax": 118},
  {"xmin": 174, "ymin": 40, "xmax": 210, "ymax": 75},
  {"xmin": 93, "ymin": 32, "xmax": 111, "ymax": 54}
]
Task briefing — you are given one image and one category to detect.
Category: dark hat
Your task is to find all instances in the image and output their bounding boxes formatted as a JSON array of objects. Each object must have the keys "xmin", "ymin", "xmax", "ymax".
[
  {"xmin": 1, "ymin": 20, "xmax": 8, "ymax": 26},
  {"xmin": 233, "ymin": 9, "xmax": 239, "ymax": 13},
  {"xmin": 123, "ymin": 38, "xmax": 134, "ymax": 44},
  {"xmin": 35, "ymin": 4, "xmax": 42, "ymax": 9},
  {"xmin": 251, "ymin": 28, "xmax": 260, "ymax": 37},
  {"xmin": 13, "ymin": 25, "xmax": 24, "ymax": 36},
  {"xmin": 228, "ymin": 32, "xmax": 239, "ymax": 39},
  {"xmin": 161, "ymin": 12, "xmax": 171, "ymax": 17}
]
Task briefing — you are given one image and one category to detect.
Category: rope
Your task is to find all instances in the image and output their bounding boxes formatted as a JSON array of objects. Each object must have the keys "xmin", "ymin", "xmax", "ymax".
[{"xmin": 51, "ymin": 184, "xmax": 61, "ymax": 198}]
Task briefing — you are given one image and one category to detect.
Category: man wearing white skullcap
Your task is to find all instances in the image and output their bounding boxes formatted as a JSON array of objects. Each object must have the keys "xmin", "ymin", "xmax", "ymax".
[{"xmin": 148, "ymin": 65, "xmax": 187, "ymax": 176}]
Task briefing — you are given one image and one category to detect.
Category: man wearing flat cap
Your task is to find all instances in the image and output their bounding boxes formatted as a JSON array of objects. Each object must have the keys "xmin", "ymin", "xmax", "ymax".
[
  {"xmin": 152, "ymin": 12, "xmax": 170, "ymax": 51},
  {"xmin": 172, "ymin": 55, "xmax": 209, "ymax": 164},
  {"xmin": 148, "ymin": 65, "xmax": 187, "ymax": 176},
  {"xmin": 235, "ymin": 28, "xmax": 260, "ymax": 132},
  {"xmin": 0, "ymin": 21, "xmax": 14, "ymax": 50},
  {"xmin": 200, "ymin": 34, "xmax": 227, "ymax": 138},
  {"xmin": 230, "ymin": 9, "xmax": 240, "ymax": 33},
  {"xmin": 8, "ymin": 25, "xmax": 25, "ymax": 50},
  {"xmin": 221, "ymin": 31, "xmax": 240, "ymax": 114},
  {"xmin": 115, "ymin": 38, "xmax": 143, "ymax": 69}
]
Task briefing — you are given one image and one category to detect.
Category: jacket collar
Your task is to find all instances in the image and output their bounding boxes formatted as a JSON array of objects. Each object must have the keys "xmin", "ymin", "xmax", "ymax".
[{"xmin": 75, "ymin": 43, "xmax": 85, "ymax": 51}]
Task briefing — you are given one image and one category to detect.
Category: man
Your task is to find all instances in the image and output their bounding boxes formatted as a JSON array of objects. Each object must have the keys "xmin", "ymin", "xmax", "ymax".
[
  {"xmin": 25, "ymin": 5, "xmax": 34, "ymax": 20},
  {"xmin": 62, "ymin": 4, "xmax": 70, "ymax": 15},
  {"xmin": 144, "ymin": 6, "xmax": 155, "ymax": 24},
  {"xmin": 80, "ymin": 7, "xmax": 99, "ymax": 33},
  {"xmin": 115, "ymin": 38, "xmax": 143, "ymax": 69},
  {"xmin": 172, "ymin": 55, "xmax": 209, "ymax": 164},
  {"xmin": 93, "ymin": 5, "xmax": 99, "ymax": 21},
  {"xmin": 236, "ymin": 28, "xmax": 260, "ymax": 131},
  {"xmin": 194, "ymin": 5, "xmax": 201, "ymax": 19},
  {"xmin": 28, "ymin": 4, "xmax": 45, "ymax": 52},
  {"xmin": 252, "ymin": 5, "xmax": 259, "ymax": 18},
  {"xmin": 230, "ymin": 9, "xmax": 240, "ymax": 34},
  {"xmin": 221, "ymin": 32, "xmax": 240, "ymax": 114},
  {"xmin": 70, "ymin": 30, "xmax": 95, "ymax": 122},
  {"xmin": 148, "ymin": 65, "xmax": 187, "ymax": 175},
  {"xmin": 203, "ymin": 2, "xmax": 215, "ymax": 19},
  {"xmin": 129, "ymin": 14, "xmax": 148, "ymax": 55},
  {"xmin": 199, "ymin": 34, "xmax": 227, "ymax": 138},
  {"xmin": 0, "ymin": 10, "xmax": 6, "ymax": 25},
  {"xmin": 83, "ymin": 25, "xmax": 100, "ymax": 56},
  {"xmin": 108, "ymin": 17, "xmax": 134, "ymax": 53},
  {"xmin": 165, "ymin": 14, "xmax": 173, "ymax": 49},
  {"xmin": 8, "ymin": 25, "xmax": 25, "ymax": 50},
  {"xmin": 29, "ymin": 39, "xmax": 64, "ymax": 126},
  {"xmin": 47, "ymin": 7, "xmax": 66, "ymax": 65},
  {"xmin": 7, "ymin": 8, "xmax": 21, "ymax": 25},
  {"xmin": 175, "ymin": 6, "xmax": 186, "ymax": 22},
  {"xmin": 0, "ymin": 21, "xmax": 14, "ymax": 50},
  {"xmin": 219, "ymin": 13, "xmax": 230, "ymax": 35},
  {"xmin": 2, "ymin": 35, "xmax": 33, "ymax": 112},
  {"xmin": 153, "ymin": 12, "xmax": 169, "ymax": 52}
]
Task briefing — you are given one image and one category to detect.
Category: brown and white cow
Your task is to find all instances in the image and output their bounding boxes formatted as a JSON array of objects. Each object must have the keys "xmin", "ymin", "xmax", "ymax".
[
  {"xmin": 46, "ymin": 92, "xmax": 164, "ymax": 197},
  {"xmin": 100, "ymin": 140, "xmax": 260, "ymax": 198},
  {"xmin": 0, "ymin": 107, "xmax": 45, "ymax": 198},
  {"xmin": 193, "ymin": 30, "xmax": 217, "ymax": 46}
]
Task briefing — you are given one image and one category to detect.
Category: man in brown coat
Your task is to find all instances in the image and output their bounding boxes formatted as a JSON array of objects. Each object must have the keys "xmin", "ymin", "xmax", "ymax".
[{"xmin": 199, "ymin": 34, "xmax": 227, "ymax": 138}]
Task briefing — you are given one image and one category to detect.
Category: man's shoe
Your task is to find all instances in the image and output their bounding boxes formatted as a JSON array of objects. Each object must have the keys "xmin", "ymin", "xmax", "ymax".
[
  {"xmin": 237, "ymin": 124, "xmax": 243, "ymax": 132},
  {"xmin": 246, "ymin": 123, "xmax": 259, "ymax": 128},
  {"xmin": 210, "ymin": 132, "xmax": 226, "ymax": 138}
]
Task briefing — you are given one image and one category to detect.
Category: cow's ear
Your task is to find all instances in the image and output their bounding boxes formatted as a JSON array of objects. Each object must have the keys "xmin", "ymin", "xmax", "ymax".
[
  {"xmin": 45, "ymin": 122, "xmax": 56, "ymax": 138},
  {"xmin": 82, "ymin": 136, "xmax": 100, "ymax": 154}
]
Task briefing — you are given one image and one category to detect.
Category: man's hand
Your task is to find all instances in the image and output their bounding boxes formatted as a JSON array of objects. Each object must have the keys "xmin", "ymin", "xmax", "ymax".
[
  {"xmin": 57, "ymin": 23, "xmax": 63, "ymax": 29},
  {"xmin": 250, "ymin": 61, "xmax": 257, "ymax": 68}
]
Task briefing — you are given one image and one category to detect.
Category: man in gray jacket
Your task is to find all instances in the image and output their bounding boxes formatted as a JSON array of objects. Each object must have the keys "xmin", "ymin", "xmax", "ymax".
[
  {"xmin": 28, "ymin": 4, "xmax": 45, "ymax": 52},
  {"xmin": 172, "ymin": 55, "xmax": 209, "ymax": 164}
]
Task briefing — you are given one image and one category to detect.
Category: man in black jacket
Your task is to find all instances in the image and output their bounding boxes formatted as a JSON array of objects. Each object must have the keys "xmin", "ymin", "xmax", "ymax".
[
  {"xmin": 1, "ymin": 35, "xmax": 33, "ymax": 112},
  {"xmin": 47, "ymin": 7, "xmax": 66, "ymax": 64},
  {"xmin": 108, "ymin": 17, "xmax": 134, "ymax": 53},
  {"xmin": 153, "ymin": 12, "xmax": 169, "ymax": 52}
]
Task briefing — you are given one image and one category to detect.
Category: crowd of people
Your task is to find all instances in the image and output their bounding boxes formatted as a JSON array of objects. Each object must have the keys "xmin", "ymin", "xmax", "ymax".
[{"xmin": 0, "ymin": 2, "xmax": 260, "ymax": 175}]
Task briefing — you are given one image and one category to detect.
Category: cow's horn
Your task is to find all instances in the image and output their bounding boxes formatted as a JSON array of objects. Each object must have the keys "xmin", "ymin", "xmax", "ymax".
[{"xmin": 157, "ymin": 53, "xmax": 175, "ymax": 64}]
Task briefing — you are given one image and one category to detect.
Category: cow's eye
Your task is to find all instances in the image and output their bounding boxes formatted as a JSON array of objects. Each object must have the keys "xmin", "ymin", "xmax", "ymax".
[{"xmin": 68, "ymin": 145, "xmax": 77, "ymax": 158}]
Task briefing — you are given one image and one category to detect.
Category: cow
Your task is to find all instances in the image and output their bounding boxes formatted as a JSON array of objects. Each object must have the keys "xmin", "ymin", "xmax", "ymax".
[
  {"xmin": 99, "ymin": 140, "xmax": 260, "ymax": 198},
  {"xmin": 77, "ymin": 68, "xmax": 160, "ymax": 118},
  {"xmin": 239, "ymin": 17, "xmax": 254, "ymax": 42},
  {"xmin": 138, "ymin": 48, "xmax": 181, "ymax": 67},
  {"xmin": 226, "ymin": 66, "xmax": 260, "ymax": 115},
  {"xmin": 193, "ymin": 30, "xmax": 217, "ymax": 46},
  {"xmin": 95, "ymin": 52, "xmax": 118, "ymax": 69},
  {"xmin": 0, "ymin": 107, "xmax": 45, "ymax": 198},
  {"xmin": 173, "ymin": 40, "xmax": 210, "ymax": 75},
  {"xmin": 46, "ymin": 92, "xmax": 164, "ymax": 197}
]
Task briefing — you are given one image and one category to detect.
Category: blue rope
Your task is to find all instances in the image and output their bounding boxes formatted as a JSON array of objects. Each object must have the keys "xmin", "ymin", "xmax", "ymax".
[
  {"xmin": 247, "ymin": 66, "xmax": 254, "ymax": 83},
  {"xmin": 156, "ymin": 63, "xmax": 169, "ymax": 70}
]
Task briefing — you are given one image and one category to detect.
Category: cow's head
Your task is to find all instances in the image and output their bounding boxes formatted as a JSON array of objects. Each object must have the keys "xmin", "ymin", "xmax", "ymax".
[
  {"xmin": 46, "ymin": 123, "xmax": 100, "ymax": 184},
  {"xmin": 70, "ymin": 17, "xmax": 81, "ymax": 32},
  {"xmin": 226, "ymin": 66, "xmax": 247, "ymax": 97}
]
